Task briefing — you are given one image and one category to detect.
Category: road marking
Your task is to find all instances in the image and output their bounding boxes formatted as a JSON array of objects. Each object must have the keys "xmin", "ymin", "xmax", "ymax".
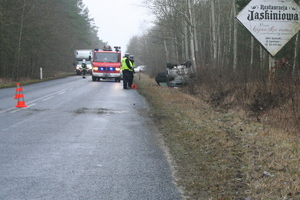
[
  {"xmin": 9, "ymin": 104, "xmax": 36, "ymax": 113},
  {"xmin": 27, "ymin": 86, "xmax": 74, "ymax": 104},
  {"xmin": 0, "ymin": 108, "xmax": 15, "ymax": 114},
  {"xmin": 26, "ymin": 103, "xmax": 36, "ymax": 108},
  {"xmin": 1, "ymin": 85, "xmax": 75, "ymax": 114},
  {"xmin": 10, "ymin": 109, "xmax": 19, "ymax": 113},
  {"xmin": 42, "ymin": 96, "xmax": 54, "ymax": 101},
  {"xmin": 58, "ymin": 91, "xmax": 66, "ymax": 95}
]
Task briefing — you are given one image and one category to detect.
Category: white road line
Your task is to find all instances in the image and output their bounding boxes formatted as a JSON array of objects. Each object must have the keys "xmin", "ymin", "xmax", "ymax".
[
  {"xmin": 42, "ymin": 96, "xmax": 54, "ymax": 101},
  {"xmin": 58, "ymin": 91, "xmax": 66, "ymax": 95},
  {"xmin": 9, "ymin": 104, "xmax": 34, "ymax": 113},
  {"xmin": 0, "ymin": 108, "xmax": 15, "ymax": 114},
  {"xmin": 10, "ymin": 109, "xmax": 20, "ymax": 113},
  {"xmin": 27, "ymin": 86, "xmax": 74, "ymax": 104},
  {"xmin": 26, "ymin": 103, "xmax": 36, "ymax": 108},
  {"xmin": 1, "ymin": 85, "xmax": 75, "ymax": 114}
]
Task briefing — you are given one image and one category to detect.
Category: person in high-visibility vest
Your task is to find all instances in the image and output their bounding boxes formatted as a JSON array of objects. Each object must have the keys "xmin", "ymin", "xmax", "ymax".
[
  {"xmin": 128, "ymin": 55, "xmax": 135, "ymax": 87},
  {"xmin": 129, "ymin": 55, "xmax": 135, "ymax": 67},
  {"xmin": 121, "ymin": 53, "xmax": 133, "ymax": 89}
]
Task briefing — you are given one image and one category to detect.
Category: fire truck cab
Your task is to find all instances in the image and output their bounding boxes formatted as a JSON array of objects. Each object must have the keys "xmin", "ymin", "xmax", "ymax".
[{"xmin": 91, "ymin": 45, "xmax": 122, "ymax": 82}]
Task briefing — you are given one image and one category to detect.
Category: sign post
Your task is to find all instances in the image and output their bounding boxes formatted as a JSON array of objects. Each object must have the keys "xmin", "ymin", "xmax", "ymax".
[
  {"xmin": 236, "ymin": 0, "xmax": 300, "ymax": 88},
  {"xmin": 40, "ymin": 67, "xmax": 43, "ymax": 80}
]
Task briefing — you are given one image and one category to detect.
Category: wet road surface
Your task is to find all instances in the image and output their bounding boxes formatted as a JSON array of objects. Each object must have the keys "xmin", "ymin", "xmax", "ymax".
[{"xmin": 0, "ymin": 76, "xmax": 183, "ymax": 200}]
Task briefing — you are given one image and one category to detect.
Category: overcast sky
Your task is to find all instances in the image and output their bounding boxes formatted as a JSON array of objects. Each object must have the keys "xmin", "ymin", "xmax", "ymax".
[{"xmin": 82, "ymin": 0, "xmax": 152, "ymax": 53}]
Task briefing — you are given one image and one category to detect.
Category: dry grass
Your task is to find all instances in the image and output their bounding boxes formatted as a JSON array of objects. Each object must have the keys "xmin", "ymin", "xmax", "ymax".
[
  {"xmin": 0, "ymin": 72, "xmax": 74, "ymax": 89},
  {"xmin": 135, "ymin": 73, "xmax": 300, "ymax": 200}
]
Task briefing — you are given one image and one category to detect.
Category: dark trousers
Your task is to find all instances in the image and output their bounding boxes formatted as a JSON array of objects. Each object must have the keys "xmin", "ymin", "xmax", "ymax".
[{"xmin": 123, "ymin": 70, "xmax": 133, "ymax": 89}]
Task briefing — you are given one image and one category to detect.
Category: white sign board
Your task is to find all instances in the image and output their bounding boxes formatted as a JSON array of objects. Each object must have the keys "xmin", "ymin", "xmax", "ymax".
[{"xmin": 237, "ymin": 0, "xmax": 300, "ymax": 56}]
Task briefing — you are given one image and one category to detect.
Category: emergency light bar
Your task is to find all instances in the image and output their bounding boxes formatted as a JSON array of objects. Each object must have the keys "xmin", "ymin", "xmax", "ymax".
[
  {"xmin": 114, "ymin": 46, "xmax": 121, "ymax": 52},
  {"xmin": 96, "ymin": 67, "xmax": 119, "ymax": 72},
  {"xmin": 103, "ymin": 45, "xmax": 112, "ymax": 51}
]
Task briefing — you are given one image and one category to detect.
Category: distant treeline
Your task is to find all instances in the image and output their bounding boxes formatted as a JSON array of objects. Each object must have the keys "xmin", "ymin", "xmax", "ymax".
[{"xmin": 0, "ymin": 0, "xmax": 105, "ymax": 80}]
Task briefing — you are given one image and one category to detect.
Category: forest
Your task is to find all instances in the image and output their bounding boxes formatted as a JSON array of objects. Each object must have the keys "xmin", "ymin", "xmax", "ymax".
[
  {"xmin": 126, "ymin": 0, "xmax": 300, "ymax": 132},
  {"xmin": 127, "ymin": 0, "xmax": 299, "ymax": 77},
  {"xmin": 0, "ymin": 0, "xmax": 104, "ymax": 80}
]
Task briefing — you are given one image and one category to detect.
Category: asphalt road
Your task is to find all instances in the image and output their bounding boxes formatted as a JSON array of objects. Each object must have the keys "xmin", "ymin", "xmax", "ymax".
[{"xmin": 0, "ymin": 76, "xmax": 183, "ymax": 200}]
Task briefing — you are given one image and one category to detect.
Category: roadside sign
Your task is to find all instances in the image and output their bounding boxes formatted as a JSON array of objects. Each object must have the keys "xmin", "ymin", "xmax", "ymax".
[{"xmin": 237, "ymin": 0, "xmax": 300, "ymax": 56}]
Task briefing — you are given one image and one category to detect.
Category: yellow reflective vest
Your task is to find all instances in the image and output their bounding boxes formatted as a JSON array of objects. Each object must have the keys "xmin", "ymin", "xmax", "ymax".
[{"xmin": 121, "ymin": 57, "xmax": 133, "ymax": 71}]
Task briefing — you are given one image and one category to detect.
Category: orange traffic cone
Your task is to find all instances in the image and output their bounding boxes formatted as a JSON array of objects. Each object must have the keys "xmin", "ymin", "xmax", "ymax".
[
  {"xmin": 15, "ymin": 85, "xmax": 27, "ymax": 108},
  {"xmin": 15, "ymin": 99, "xmax": 27, "ymax": 107},
  {"xmin": 14, "ymin": 83, "xmax": 22, "ymax": 99},
  {"xmin": 131, "ymin": 83, "xmax": 138, "ymax": 89}
]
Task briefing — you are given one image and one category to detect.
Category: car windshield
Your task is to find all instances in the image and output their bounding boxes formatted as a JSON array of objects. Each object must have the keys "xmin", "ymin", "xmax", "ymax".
[
  {"xmin": 78, "ymin": 61, "xmax": 91, "ymax": 64},
  {"xmin": 94, "ymin": 52, "xmax": 119, "ymax": 63}
]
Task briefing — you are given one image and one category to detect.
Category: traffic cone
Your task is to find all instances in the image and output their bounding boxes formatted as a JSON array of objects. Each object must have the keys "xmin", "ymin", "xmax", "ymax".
[
  {"xmin": 15, "ymin": 85, "xmax": 27, "ymax": 108},
  {"xmin": 131, "ymin": 83, "xmax": 138, "ymax": 89},
  {"xmin": 14, "ymin": 83, "xmax": 22, "ymax": 99}
]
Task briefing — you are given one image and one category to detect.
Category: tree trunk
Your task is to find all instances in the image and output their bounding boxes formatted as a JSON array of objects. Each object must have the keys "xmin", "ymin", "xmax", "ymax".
[
  {"xmin": 217, "ymin": 0, "xmax": 221, "ymax": 68},
  {"xmin": 211, "ymin": 0, "xmax": 217, "ymax": 67},
  {"xmin": 192, "ymin": 0, "xmax": 199, "ymax": 66},
  {"xmin": 184, "ymin": 19, "xmax": 189, "ymax": 61},
  {"xmin": 233, "ymin": 0, "xmax": 237, "ymax": 71},
  {"xmin": 15, "ymin": 0, "xmax": 27, "ymax": 81},
  {"xmin": 293, "ymin": 32, "xmax": 299, "ymax": 75},
  {"xmin": 250, "ymin": 36, "xmax": 254, "ymax": 70},
  {"xmin": 164, "ymin": 40, "xmax": 170, "ymax": 61},
  {"xmin": 293, "ymin": 1, "xmax": 300, "ymax": 75},
  {"xmin": 188, "ymin": 0, "xmax": 197, "ymax": 73}
]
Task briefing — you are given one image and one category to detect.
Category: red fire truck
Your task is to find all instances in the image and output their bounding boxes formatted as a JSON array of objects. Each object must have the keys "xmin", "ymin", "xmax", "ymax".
[{"xmin": 91, "ymin": 45, "xmax": 122, "ymax": 82}]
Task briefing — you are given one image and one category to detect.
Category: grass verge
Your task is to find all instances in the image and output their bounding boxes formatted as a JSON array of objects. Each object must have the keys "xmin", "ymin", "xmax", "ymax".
[
  {"xmin": 135, "ymin": 73, "xmax": 300, "ymax": 200},
  {"xmin": 0, "ymin": 72, "xmax": 74, "ymax": 89}
]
